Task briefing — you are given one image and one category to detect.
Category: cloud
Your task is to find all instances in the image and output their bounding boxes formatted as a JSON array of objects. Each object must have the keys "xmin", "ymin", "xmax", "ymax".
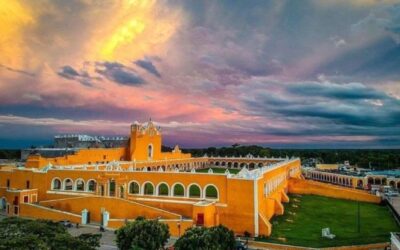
[
  {"xmin": 0, "ymin": 64, "xmax": 35, "ymax": 77},
  {"xmin": 95, "ymin": 61, "xmax": 144, "ymax": 86},
  {"xmin": 57, "ymin": 65, "xmax": 94, "ymax": 87},
  {"xmin": 287, "ymin": 82, "xmax": 386, "ymax": 100},
  {"xmin": 57, "ymin": 65, "xmax": 80, "ymax": 79},
  {"xmin": 134, "ymin": 58, "xmax": 161, "ymax": 77},
  {"xmin": 241, "ymin": 80, "xmax": 400, "ymax": 128}
]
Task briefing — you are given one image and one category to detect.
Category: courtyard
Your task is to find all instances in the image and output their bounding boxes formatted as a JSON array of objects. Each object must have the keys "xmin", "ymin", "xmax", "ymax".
[{"xmin": 262, "ymin": 194, "xmax": 400, "ymax": 248}]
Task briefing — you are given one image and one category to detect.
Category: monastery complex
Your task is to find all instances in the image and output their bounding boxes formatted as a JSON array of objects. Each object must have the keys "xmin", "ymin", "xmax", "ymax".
[{"xmin": 0, "ymin": 121, "xmax": 381, "ymax": 237}]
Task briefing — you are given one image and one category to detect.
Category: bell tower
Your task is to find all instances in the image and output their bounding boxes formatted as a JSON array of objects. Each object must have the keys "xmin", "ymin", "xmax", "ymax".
[{"xmin": 128, "ymin": 120, "xmax": 162, "ymax": 161}]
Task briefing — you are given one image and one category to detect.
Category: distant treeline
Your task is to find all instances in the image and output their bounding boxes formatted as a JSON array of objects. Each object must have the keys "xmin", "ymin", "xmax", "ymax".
[
  {"xmin": 0, "ymin": 150, "xmax": 20, "ymax": 160},
  {"xmin": 177, "ymin": 145, "xmax": 400, "ymax": 170}
]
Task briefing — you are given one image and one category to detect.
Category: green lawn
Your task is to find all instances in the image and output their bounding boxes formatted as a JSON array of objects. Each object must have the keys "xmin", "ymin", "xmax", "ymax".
[
  {"xmin": 196, "ymin": 167, "xmax": 240, "ymax": 174},
  {"xmin": 259, "ymin": 195, "xmax": 400, "ymax": 248}
]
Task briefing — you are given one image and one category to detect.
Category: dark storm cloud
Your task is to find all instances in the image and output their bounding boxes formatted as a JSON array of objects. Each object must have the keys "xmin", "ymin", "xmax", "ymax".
[
  {"xmin": 242, "ymin": 81, "xmax": 400, "ymax": 129},
  {"xmin": 287, "ymin": 82, "xmax": 386, "ymax": 100},
  {"xmin": 95, "ymin": 61, "xmax": 144, "ymax": 86},
  {"xmin": 134, "ymin": 58, "xmax": 161, "ymax": 78},
  {"xmin": 57, "ymin": 65, "xmax": 80, "ymax": 79},
  {"xmin": 57, "ymin": 65, "xmax": 94, "ymax": 87}
]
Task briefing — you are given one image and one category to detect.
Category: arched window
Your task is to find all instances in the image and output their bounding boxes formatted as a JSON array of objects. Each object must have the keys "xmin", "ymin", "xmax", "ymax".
[
  {"xmin": 188, "ymin": 184, "xmax": 201, "ymax": 198},
  {"xmin": 87, "ymin": 180, "xmax": 97, "ymax": 192},
  {"xmin": 158, "ymin": 183, "xmax": 169, "ymax": 196},
  {"xmin": 52, "ymin": 178, "xmax": 61, "ymax": 190},
  {"xmin": 143, "ymin": 182, "xmax": 154, "ymax": 195},
  {"xmin": 129, "ymin": 182, "xmax": 140, "ymax": 194},
  {"xmin": 205, "ymin": 185, "xmax": 218, "ymax": 199},
  {"xmin": 173, "ymin": 183, "xmax": 185, "ymax": 197},
  {"xmin": 148, "ymin": 144, "xmax": 153, "ymax": 159},
  {"xmin": 64, "ymin": 179, "xmax": 73, "ymax": 191},
  {"xmin": 76, "ymin": 179, "xmax": 85, "ymax": 191}
]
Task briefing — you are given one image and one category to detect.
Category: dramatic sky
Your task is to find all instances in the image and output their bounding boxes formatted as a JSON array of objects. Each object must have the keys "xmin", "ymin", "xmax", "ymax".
[{"xmin": 1, "ymin": 0, "xmax": 400, "ymax": 148}]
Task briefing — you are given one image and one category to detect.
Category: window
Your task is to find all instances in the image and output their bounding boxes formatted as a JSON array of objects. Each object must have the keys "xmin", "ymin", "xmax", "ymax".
[
  {"xmin": 88, "ymin": 180, "xmax": 96, "ymax": 192},
  {"xmin": 173, "ymin": 184, "xmax": 184, "ymax": 197},
  {"xmin": 158, "ymin": 183, "xmax": 169, "ymax": 196},
  {"xmin": 26, "ymin": 181, "xmax": 30, "ymax": 189},
  {"xmin": 188, "ymin": 185, "xmax": 201, "ymax": 198},
  {"xmin": 64, "ymin": 179, "xmax": 73, "ymax": 190},
  {"xmin": 6, "ymin": 179, "xmax": 10, "ymax": 189},
  {"xmin": 205, "ymin": 185, "xmax": 218, "ymax": 199},
  {"xmin": 109, "ymin": 180, "xmax": 116, "ymax": 196},
  {"xmin": 148, "ymin": 144, "xmax": 153, "ymax": 159},
  {"xmin": 76, "ymin": 179, "xmax": 85, "ymax": 191},
  {"xmin": 143, "ymin": 183, "xmax": 154, "ymax": 195},
  {"xmin": 52, "ymin": 179, "xmax": 61, "ymax": 190},
  {"xmin": 23, "ymin": 196, "xmax": 28, "ymax": 203},
  {"xmin": 129, "ymin": 182, "xmax": 140, "ymax": 194}
]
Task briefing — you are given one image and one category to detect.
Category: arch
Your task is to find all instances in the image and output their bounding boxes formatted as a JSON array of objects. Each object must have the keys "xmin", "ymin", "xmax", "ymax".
[
  {"xmin": 172, "ymin": 183, "xmax": 185, "ymax": 197},
  {"xmin": 146, "ymin": 166, "xmax": 151, "ymax": 172},
  {"xmin": 397, "ymin": 182, "xmax": 400, "ymax": 189},
  {"xmin": 249, "ymin": 163, "xmax": 255, "ymax": 169},
  {"xmin": 382, "ymin": 178, "xmax": 387, "ymax": 185},
  {"xmin": 129, "ymin": 181, "xmax": 140, "ymax": 194},
  {"xmin": 240, "ymin": 163, "xmax": 246, "ymax": 168},
  {"xmin": 258, "ymin": 162, "xmax": 263, "ymax": 168},
  {"xmin": 233, "ymin": 162, "xmax": 239, "ymax": 168},
  {"xmin": 63, "ymin": 178, "xmax": 73, "ymax": 190},
  {"xmin": 357, "ymin": 179, "xmax": 363, "ymax": 188},
  {"xmin": 87, "ymin": 179, "xmax": 97, "ymax": 192},
  {"xmin": 75, "ymin": 179, "xmax": 85, "ymax": 191},
  {"xmin": 148, "ymin": 144, "xmax": 153, "ymax": 159},
  {"xmin": 221, "ymin": 162, "xmax": 226, "ymax": 167},
  {"xmin": 215, "ymin": 162, "xmax": 220, "ymax": 166},
  {"xmin": 204, "ymin": 184, "xmax": 219, "ymax": 199},
  {"xmin": 227, "ymin": 162, "xmax": 232, "ymax": 168},
  {"xmin": 142, "ymin": 182, "xmax": 154, "ymax": 195},
  {"xmin": 51, "ymin": 178, "xmax": 62, "ymax": 190},
  {"xmin": 367, "ymin": 177, "xmax": 373, "ymax": 184},
  {"xmin": 389, "ymin": 180, "xmax": 396, "ymax": 188},
  {"xmin": 157, "ymin": 182, "xmax": 169, "ymax": 196},
  {"xmin": 1, "ymin": 197, "xmax": 7, "ymax": 211},
  {"xmin": 188, "ymin": 184, "xmax": 201, "ymax": 198},
  {"xmin": 375, "ymin": 178, "xmax": 382, "ymax": 185}
]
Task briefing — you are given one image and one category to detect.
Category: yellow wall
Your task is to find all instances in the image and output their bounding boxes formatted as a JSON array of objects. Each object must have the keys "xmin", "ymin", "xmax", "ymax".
[{"xmin": 288, "ymin": 179, "xmax": 381, "ymax": 203}]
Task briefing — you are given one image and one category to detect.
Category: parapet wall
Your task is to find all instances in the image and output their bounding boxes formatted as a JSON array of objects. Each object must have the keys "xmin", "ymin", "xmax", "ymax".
[
  {"xmin": 39, "ymin": 196, "xmax": 181, "ymax": 223},
  {"xmin": 19, "ymin": 203, "xmax": 81, "ymax": 223},
  {"xmin": 288, "ymin": 179, "xmax": 381, "ymax": 203}
]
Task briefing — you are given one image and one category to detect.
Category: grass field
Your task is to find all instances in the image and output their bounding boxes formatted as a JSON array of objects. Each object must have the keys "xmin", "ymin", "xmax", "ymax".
[
  {"xmin": 196, "ymin": 167, "xmax": 240, "ymax": 174},
  {"xmin": 259, "ymin": 195, "xmax": 400, "ymax": 247}
]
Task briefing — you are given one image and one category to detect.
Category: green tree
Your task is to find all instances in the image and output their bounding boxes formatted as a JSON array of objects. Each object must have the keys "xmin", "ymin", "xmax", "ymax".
[
  {"xmin": 115, "ymin": 217, "xmax": 170, "ymax": 250},
  {"xmin": 0, "ymin": 217, "xmax": 101, "ymax": 250},
  {"xmin": 174, "ymin": 225, "xmax": 235, "ymax": 250}
]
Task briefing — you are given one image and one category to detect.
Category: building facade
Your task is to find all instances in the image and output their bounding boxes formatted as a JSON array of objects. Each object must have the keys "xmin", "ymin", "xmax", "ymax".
[{"xmin": 0, "ymin": 121, "xmax": 379, "ymax": 237}]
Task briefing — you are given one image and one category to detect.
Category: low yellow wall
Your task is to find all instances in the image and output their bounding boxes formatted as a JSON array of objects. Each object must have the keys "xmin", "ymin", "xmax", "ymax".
[
  {"xmin": 19, "ymin": 203, "xmax": 81, "ymax": 223},
  {"xmin": 288, "ymin": 179, "xmax": 381, "ymax": 203},
  {"xmin": 39, "ymin": 196, "xmax": 180, "ymax": 223}
]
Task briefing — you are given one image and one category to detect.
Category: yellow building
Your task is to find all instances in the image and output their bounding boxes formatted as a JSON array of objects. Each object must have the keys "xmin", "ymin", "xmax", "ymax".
[{"xmin": 0, "ymin": 121, "xmax": 380, "ymax": 237}]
